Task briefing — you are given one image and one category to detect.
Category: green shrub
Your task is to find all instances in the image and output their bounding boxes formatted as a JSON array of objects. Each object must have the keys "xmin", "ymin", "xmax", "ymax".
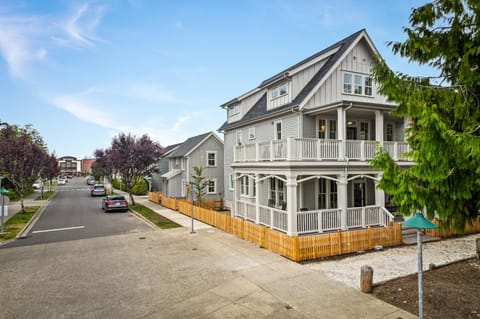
[
  {"xmin": 111, "ymin": 178, "xmax": 126, "ymax": 191},
  {"xmin": 132, "ymin": 178, "xmax": 148, "ymax": 195}
]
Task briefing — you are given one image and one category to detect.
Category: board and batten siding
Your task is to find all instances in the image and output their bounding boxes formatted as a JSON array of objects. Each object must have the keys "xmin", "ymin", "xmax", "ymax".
[
  {"xmin": 188, "ymin": 136, "xmax": 224, "ymax": 199},
  {"xmin": 303, "ymin": 39, "xmax": 394, "ymax": 110},
  {"xmin": 223, "ymin": 131, "xmax": 235, "ymax": 206},
  {"xmin": 228, "ymin": 90, "xmax": 265, "ymax": 124}
]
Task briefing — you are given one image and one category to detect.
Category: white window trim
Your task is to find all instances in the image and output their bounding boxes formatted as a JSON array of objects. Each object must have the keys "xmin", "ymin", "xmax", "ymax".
[
  {"xmin": 229, "ymin": 104, "xmax": 240, "ymax": 117},
  {"xmin": 181, "ymin": 179, "xmax": 186, "ymax": 197},
  {"xmin": 343, "ymin": 72, "xmax": 373, "ymax": 97},
  {"xmin": 248, "ymin": 127, "xmax": 256, "ymax": 140},
  {"xmin": 236, "ymin": 130, "xmax": 242, "ymax": 145},
  {"xmin": 274, "ymin": 120, "xmax": 282, "ymax": 140},
  {"xmin": 175, "ymin": 158, "xmax": 179, "ymax": 166},
  {"xmin": 207, "ymin": 179, "xmax": 217, "ymax": 194},
  {"xmin": 206, "ymin": 151, "xmax": 217, "ymax": 167},
  {"xmin": 229, "ymin": 173, "xmax": 234, "ymax": 191},
  {"xmin": 271, "ymin": 82, "xmax": 289, "ymax": 100},
  {"xmin": 181, "ymin": 158, "xmax": 185, "ymax": 170}
]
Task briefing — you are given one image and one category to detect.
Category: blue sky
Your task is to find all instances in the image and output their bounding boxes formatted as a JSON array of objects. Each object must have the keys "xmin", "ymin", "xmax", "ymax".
[{"xmin": 0, "ymin": 0, "xmax": 432, "ymax": 159}]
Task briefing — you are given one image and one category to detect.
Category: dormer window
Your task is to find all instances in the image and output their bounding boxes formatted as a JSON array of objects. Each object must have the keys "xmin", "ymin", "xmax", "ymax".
[
  {"xmin": 229, "ymin": 104, "xmax": 240, "ymax": 117},
  {"xmin": 271, "ymin": 83, "xmax": 288, "ymax": 99}
]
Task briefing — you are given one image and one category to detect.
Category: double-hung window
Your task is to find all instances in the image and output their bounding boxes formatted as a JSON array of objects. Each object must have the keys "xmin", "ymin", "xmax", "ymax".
[
  {"xmin": 236, "ymin": 131, "xmax": 242, "ymax": 145},
  {"xmin": 275, "ymin": 121, "xmax": 282, "ymax": 140},
  {"xmin": 248, "ymin": 127, "xmax": 256, "ymax": 140},
  {"xmin": 240, "ymin": 176, "xmax": 249, "ymax": 196},
  {"xmin": 206, "ymin": 151, "xmax": 216, "ymax": 167},
  {"xmin": 207, "ymin": 179, "xmax": 217, "ymax": 194}
]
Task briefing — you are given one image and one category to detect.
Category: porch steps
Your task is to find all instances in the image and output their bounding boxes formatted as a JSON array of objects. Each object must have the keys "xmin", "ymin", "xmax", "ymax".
[{"xmin": 401, "ymin": 225, "xmax": 440, "ymax": 245}]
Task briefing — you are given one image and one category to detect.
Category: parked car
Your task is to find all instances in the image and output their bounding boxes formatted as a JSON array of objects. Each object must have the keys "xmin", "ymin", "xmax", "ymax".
[
  {"xmin": 32, "ymin": 180, "xmax": 43, "ymax": 189},
  {"xmin": 102, "ymin": 195, "xmax": 129, "ymax": 212},
  {"xmin": 87, "ymin": 178, "xmax": 95, "ymax": 185},
  {"xmin": 91, "ymin": 184, "xmax": 106, "ymax": 196},
  {"xmin": 58, "ymin": 178, "xmax": 67, "ymax": 185}
]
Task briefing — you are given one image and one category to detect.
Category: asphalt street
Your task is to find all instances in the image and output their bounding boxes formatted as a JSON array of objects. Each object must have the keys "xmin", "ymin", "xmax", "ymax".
[
  {"xmin": 0, "ymin": 181, "xmax": 415, "ymax": 318},
  {"xmin": 1, "ymin": 177, "xmax": 152, "ymax": 249}
]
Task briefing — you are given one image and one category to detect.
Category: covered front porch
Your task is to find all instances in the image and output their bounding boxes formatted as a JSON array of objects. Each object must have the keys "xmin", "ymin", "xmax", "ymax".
[{"xmin": 233, "ymin": 171, "xmax": 394, "ymax": 236}]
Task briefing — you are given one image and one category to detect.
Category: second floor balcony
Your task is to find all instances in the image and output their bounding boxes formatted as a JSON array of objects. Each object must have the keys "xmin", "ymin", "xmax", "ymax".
[{"xmin": 233, "ymin": 137, "xmax": 410, "ymax": 163}]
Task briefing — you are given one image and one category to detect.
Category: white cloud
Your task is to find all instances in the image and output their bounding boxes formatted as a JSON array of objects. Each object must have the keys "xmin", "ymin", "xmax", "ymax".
[
  {"xmin": 0, "ymin": 14, "xmax": 46, "ymax": 78},
  {"xmin": 60, "ymin": 2, "xmax": 107, "ymax": 48},
  {"xmin": 0, "ymin": 2, "xmax": 106, "ymax": 78},
  {"xmin": 49, "ymin": 85, "xmax": 215, "ymax": 147}
]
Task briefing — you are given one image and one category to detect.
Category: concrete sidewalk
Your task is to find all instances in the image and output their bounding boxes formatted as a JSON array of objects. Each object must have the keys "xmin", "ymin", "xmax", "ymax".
[
  {"xmin": 130, "ymin": 194, "xmax": 212, "ymax": 231},
  {"xmin": 2, "ymin": 190, "xmax": 50, "ymax": 223}
]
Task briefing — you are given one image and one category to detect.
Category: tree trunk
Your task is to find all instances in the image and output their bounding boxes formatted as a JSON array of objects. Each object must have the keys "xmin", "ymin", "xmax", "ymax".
[
  {"xmin": 128, "ymin": 185, "xmax": 135, "ymax": 206},
  {"xmin": 20, "ymin": 197, "xmax": 25, "ymax": 213}
]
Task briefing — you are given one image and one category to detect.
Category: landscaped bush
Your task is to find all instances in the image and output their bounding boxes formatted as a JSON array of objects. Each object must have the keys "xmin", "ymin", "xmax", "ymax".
[
  {"xmin": 132, "ymin": 178, "xmax": 148, "ymax": 195},
  {"xmin": 111, "ymin": 178, "xmax": 126, "ymax": 191},
  {"xmin": 111, "ymin": 178, "xmax": 147, "ymax": 195}
]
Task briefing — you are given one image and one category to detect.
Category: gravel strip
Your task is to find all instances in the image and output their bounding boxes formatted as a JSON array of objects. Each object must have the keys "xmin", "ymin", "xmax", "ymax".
[{"xmin": 304, "ymin": 233, "xmax": 480, "ymax": 289}]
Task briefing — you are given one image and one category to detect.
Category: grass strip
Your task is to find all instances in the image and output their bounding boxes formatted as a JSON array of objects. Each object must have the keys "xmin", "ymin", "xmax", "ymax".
[
  {"xmin": 35, "ymin": 191, "xmax": 55, "ymax": 201},
  {"xmin": 0, "ymin": 206, "xmax": 40, "ymax": 241},
  {"xmin": 130, "ymin": 204, "xmax": 181, "ymax": 229}
]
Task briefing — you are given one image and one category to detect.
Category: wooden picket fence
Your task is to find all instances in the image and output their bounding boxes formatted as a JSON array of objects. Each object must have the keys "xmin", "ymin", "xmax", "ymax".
[
  {"xmin": 425, "ymin": 217, "xmax": 480, "ymax": 238},
  {"xmin": 148, "ymin": 192, "xmax": 402, "ymax": 262}
]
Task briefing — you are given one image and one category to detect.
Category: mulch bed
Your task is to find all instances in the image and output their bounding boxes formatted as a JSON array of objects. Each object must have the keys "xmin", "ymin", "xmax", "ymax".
[{"xmin": 372, "ymin": 258, "xmax": 480, "ymax": 319}]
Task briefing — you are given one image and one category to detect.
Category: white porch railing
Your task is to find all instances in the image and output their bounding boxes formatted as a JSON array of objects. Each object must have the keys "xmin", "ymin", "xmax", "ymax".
[
  {"xmin": 237, "ymin": 202, "xmax": 289, "ymax": 232},
  {"xmin": 297, "ymin": 206, "xmax": 394, "ymax": 234},
  {"xmin": 237, "ymin": 201, "xmax": 394, "ymax": 235},
  {"xmin": 234, "ymin": 138, "xmax": 410, "ymax": 162}
]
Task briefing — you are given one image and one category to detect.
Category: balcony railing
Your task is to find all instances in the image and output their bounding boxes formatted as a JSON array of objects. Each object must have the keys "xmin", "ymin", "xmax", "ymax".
[{"xmin": 234, "ymin": 137, "xmax": 410, "ymax": 163}]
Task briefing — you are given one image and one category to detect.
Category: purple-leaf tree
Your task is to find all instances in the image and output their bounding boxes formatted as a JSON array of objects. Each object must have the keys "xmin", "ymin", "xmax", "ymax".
[
  {"xmin": 0, "ymin": 122, "xmax": 49, "ymax": 212},
  {"xmin": 108, "ymin": 133, "xmax": 162, "ymax": 205},
  {"xmin": 42, "ymin": 153, "xmax": 60, "ymax": 192},
  {"xmin": 93, "ymin": 148, "xmax": 115, "ymax": 192}
]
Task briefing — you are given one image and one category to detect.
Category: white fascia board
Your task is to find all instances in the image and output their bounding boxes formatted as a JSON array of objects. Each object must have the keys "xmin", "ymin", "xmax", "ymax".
[{"xmin": 299, "ymin": 31, "xmax": 368, "ymax": 110}]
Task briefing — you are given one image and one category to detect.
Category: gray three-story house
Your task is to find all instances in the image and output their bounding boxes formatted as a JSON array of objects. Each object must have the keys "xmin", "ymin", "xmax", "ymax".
[{"xmin": 219, "ymin": 29, "xmax": 412, "ymax": 236}]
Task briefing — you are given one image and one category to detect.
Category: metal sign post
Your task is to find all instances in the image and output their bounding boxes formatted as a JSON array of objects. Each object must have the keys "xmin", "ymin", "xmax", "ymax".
[{"xmin": 190, "ymin": 183, "xmax": 196, "ymax": 234}]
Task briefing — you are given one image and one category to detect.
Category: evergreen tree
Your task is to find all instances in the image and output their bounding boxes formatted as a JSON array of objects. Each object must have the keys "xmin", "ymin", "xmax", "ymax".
[{"xmin": 371, "ymin": 0, "xmax": 480, "ymax": 232}]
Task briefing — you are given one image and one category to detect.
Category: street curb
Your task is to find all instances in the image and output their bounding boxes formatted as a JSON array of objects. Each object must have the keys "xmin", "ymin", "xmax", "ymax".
[
  {"xmin": 16, "ymin": 206, "xmax": 45, "ymax": 239},
  {"xmin": 128, "ymin": 208, "xmax": 158, "ymax": 230},
  {"xmin": 16, "ymin": 193, "xmax": 54, "ymax": 239}
]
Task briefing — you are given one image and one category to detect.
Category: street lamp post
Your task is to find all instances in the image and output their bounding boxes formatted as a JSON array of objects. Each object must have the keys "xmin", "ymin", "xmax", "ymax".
[{"xmin": 403, "ymin": 211, "xmax": 438, "ymax": 319}]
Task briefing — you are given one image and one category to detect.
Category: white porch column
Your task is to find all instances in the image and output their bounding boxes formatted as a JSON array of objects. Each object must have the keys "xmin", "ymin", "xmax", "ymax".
[
  {"xmin": 286, "ymin": 173, "xmax": 298, "ymax": 236},
  {"xmin": 255, "ymin": 173, "xmax": 260, "ymax": 224},
  {"xmin": 338, "ymin": 172, "xmax": 348, "ymax": 230},
  {"xmin": 337, "ymin": 107, "xmax": 345, "ymax": 159},
  {"xmin": 375, "ymin": 110, "xmax": 384, "ymax": 146},
  {"xmin": 375, "ymin": 173, "xmax": 385, "ymax": 208}
]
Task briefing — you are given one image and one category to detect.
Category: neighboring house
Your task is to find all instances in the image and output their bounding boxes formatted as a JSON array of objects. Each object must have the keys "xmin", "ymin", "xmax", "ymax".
[
  {"xmin": 155, "ymin": 132, "xmax": 224, "ymax": 199},
  {"xmin": 218, "ymin": 29, "xmax": 413, "ymax": 236},
  {"xmin": 150, "ymin": 143, "xmax": 181, "ymax": 192}
]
